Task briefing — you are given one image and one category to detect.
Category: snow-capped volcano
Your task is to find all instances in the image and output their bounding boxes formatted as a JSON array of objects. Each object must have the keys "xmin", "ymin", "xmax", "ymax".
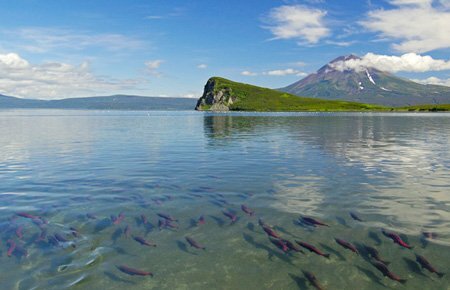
[{"xmin": 280, "ymin": 55, "xmax": 450, "ymax": 106}]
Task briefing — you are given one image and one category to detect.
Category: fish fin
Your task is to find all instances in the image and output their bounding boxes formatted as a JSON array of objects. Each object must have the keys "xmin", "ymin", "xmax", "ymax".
[{"xmin": 384, "ymin": 261, "xmax": 391, "ymax": 266}]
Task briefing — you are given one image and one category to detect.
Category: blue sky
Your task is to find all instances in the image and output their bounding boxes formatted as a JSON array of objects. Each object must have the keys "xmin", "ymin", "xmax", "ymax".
[{"xmin": 0, "ymin": 0, "xmax": 449, "ymax": 99}]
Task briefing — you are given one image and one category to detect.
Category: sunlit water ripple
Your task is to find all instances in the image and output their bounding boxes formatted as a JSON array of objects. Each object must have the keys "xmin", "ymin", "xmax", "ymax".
[{"xmin": 0, "ymin": 110, "xmax": 449, "ymax": 290}]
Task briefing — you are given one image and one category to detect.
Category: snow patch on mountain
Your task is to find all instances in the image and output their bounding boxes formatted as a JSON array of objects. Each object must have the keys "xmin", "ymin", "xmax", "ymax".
[{"xmin": 366, "ymin": 69, "xmax": 376, "ymax": 85}]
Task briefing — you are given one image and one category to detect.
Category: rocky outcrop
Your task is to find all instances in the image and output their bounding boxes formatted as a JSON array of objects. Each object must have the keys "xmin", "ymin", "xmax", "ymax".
[{"xmin": 195, "ymin": 78, "xmax": 236, "ymax": 111}]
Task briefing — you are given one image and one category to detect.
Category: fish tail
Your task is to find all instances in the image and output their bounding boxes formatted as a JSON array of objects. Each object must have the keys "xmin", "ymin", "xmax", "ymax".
[
  {"xmin": 324, "ymin": 253, "xmax": 330, "ymax": 259},
  {"xmin": 437, "ymin": 272, "xmax": 444, "ymax": 278},
  {"xmin": 399, "ymin": 279, "xmax": 407, "ymax": 284}
]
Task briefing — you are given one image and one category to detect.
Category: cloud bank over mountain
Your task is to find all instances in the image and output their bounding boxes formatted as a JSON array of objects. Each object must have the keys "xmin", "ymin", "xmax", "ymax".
[{"xmin": 330, "ymin": 53, "xmax": 450, "ymax": 73}]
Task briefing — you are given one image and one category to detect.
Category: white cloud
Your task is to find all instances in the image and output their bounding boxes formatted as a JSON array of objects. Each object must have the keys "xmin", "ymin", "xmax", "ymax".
[
  {"xmin": 325, "ymin": 40, "xmax": 356, "ymax": 47},
  {"xmin": 361, "ymin": 1, "xmax": 450, "ymax": 52},
  {"xmin": 413, "ymin": 76, "xmax": 450, "ymax": 86},
  {"xmin": 292, "ymin": 61, "xmax": 306, "ymax": 67},
  {"xmin": 330, "ymin": 52, "xmax": 450, "ymax": 73},
  {"xmin": 146, "ymin": 15, "xmax": 164, "ymax": 20},
  {"xmin": 0, "ymin": 52, "xmax": 140, "ymax": 99},
  {"xmin": 241, "ymin": 68, "xmax": 307, "ymax": 77},
  {"xmin": 263, "ymin": 68, "xmax": 307, "ymax": 76},
  {"xmin": 264, "ymin": 5, "xmax": 329, "ymax": 44},
  {"xmin": 197, "ymin": 64, "xmax": 207, "ymax": 69},
  {"xmin": 389, "ymin": 0, "xmax": 431, "ymax": 7},
  {"xmin": 145, "ymin": 7, "xmax": 185, "ymax": 20},
  {"xmin": 241, "ymin": 70, "xmax": 258, "ymax": 76},
  {"xmin": 183, "ymin": 93, "xmax": 200, "ymax": 98},
  {"xmin": 145, "ymin": 59, "xmax": 164, "ymax": 70},
  {"xmin": 304, "ymin": 0, "xmax": 325, "ymax": 3},
  {"xmin": 2, "ymin": 27, "xmax": 146, "ymax": 53},
  {"xmin": 0, "ymin": 53, "xmax": 29, "ymax": 68},
  {"xmin": 145, "ymin": 59, "xmax": 164, "ymax": 76}
]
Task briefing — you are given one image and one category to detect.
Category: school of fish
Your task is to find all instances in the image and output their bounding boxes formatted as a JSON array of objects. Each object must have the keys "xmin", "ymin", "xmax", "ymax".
[{"xmin": 0, "ymin": 192, "xmax": 446, "ymax": 290}]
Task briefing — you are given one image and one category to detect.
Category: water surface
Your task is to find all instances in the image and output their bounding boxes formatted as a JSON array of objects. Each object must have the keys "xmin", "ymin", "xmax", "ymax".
[{"xmin": 0, "ymin": 110, "xmax": 449, "ymax": 290}]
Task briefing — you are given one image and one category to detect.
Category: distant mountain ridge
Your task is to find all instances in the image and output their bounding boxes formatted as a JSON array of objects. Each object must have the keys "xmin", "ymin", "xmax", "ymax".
[
  {"xmin": 280, "ymin": 55, "xmax": 450, "ymax": 106},
  {"xmin": 0, "ymin": 94, "xmax": 197, "ymax": 110}
]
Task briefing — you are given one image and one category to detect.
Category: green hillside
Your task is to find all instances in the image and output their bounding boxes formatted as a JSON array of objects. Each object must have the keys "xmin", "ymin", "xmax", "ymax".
[{"xmin": 196, "ymin": 77, "xmax": 389, "ymax": 112}]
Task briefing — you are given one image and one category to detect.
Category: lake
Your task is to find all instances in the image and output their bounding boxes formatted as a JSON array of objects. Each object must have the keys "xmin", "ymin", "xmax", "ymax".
[{"xmin": 0, "ymin": 110, "xmax": 449, "ymax": 290}]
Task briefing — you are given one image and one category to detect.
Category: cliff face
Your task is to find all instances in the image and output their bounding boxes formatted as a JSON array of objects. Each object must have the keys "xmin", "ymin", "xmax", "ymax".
[{"xmin": 195, "ymin": 78, "xmax": 236, "ymax": 111}]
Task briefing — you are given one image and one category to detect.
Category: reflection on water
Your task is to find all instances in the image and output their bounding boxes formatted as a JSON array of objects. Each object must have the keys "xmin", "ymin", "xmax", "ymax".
[
  {"xmin": 0, "ymin": 110, "xmax": 449, "ymax": 290},
  {"xmin": 204, "ymin": 113, "xmax": 450, "ymax": 235}
]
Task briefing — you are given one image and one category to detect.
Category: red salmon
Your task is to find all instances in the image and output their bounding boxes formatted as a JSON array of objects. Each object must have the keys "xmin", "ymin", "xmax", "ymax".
[
  {"xmin": 134, "ymin": 236, "xmax": 156, "ymax": 247},
  {"xmin": 117, "ymin": 265, "xmax": 153, "ymax": 276},
  {"xmin": 296, "ymin": 241, "xmax": 330, "ymax": 258},
  {"xmin": 382, "ymin": 229, "xmax": 412, "ymax": 249},
  {"xmin": 7, "ymin": 239, "xmax": 16, "ymax": 257},
  {"xmin": 241, "ymin": 205, "xmax": 254, "ymax": 216},
  {"xmin": 185, "ymin": 236, "xmax": 206, "ymax": 250}
]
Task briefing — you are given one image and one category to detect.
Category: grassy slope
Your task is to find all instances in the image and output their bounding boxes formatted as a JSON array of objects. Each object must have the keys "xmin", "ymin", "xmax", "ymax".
[
  {"xmin": 205, "ymin": 77, "xmax": 450, "ymax": 112},
  {"xmin": 210, "ymin": 77, "xmax": 387, "ymax": 111}
]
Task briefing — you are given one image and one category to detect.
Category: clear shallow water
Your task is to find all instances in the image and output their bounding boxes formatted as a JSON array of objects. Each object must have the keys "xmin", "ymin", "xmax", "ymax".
[{"xmin": 0, "ymin": 110, "xmax": 449, "ymax": 290}]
